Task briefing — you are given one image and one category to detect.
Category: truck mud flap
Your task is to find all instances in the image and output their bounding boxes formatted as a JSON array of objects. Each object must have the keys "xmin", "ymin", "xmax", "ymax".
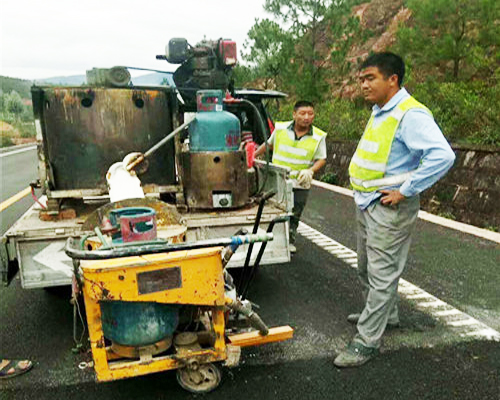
[{"xmin": 1, "ymin": 237, "xmax": 18, "ymax": 286}]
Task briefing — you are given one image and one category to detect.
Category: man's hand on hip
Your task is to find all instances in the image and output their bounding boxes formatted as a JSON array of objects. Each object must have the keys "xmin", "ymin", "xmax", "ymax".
[{"xmin": 379, "ymin": 189, "xmax": 405, "ymax": 206}]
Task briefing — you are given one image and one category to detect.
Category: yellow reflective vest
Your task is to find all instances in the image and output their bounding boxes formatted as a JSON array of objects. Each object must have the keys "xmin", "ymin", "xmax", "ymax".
[
  {"xmin": 349, "ymin": 96, "xmax": 431, "ymax": 192},
  {"xmin": 272, "ymin": 121, "xmax": 327, "ymax": 176}
]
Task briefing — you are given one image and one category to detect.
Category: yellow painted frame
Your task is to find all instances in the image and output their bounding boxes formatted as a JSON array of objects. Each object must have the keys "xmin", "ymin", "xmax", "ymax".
[{"xmin": 80, "ymin": 247, "xmax": 228, "ymax": 382}]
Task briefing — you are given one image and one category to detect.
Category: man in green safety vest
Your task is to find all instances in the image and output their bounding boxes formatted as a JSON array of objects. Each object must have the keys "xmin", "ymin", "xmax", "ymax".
[
  {"xmin": 334, "ymin": 53, "xmax": 455, "ymax": 368},
  {"xmin": 255, "ymin": 101, "xmax": 327, "ymax": 254}
]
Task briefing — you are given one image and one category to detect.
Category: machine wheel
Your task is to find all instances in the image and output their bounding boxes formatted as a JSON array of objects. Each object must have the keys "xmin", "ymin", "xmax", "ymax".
[{"xmin": 176, "ymin": 362, "xmax": 222, "ymax": 393}]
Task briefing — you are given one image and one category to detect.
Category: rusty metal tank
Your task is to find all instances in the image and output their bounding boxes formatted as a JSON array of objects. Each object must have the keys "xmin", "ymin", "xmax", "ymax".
[
  {"xmin": 179, "ymin": 89, "xmax": 249, "ymax": 209},
  {"xmin": 181, "ymin": 150, "xmax": 249, "ymax": 209},
  {"xmin": 31, "ymin": 85, "xmax": 178, "ymax": 197}
]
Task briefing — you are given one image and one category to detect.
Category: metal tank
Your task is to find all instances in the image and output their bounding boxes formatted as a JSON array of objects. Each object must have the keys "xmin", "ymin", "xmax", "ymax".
[
  {"xmin": 31, "ymin": 85, "xmax": 178, "ymax": 198},
  {"xmin": 181, "ymin": 90, "xmax": 249, "ymax": 209}
]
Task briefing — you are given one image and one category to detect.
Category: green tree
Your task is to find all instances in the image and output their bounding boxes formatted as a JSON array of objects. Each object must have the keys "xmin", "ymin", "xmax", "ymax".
[
  {"xmin": 232, "ymin": 65, "xmax": 258, "ymax": 88},
  {"xmin": 5, "ymin": 90, "xmax": 25, "ymax": 115},
  {"xmin": 0, "ymin": 89, "xmax": 5, "ymax": 112},
  {"xmin": 264, "ymin": 0, "xmax": 334, "ymax": 100},
  {"xmin": 242, "ymin": 18, "xmax": 291, "ymax": 89},
  {"xmin": 396, "ymin": 0, "xmax": 500, "ymax": 81}
]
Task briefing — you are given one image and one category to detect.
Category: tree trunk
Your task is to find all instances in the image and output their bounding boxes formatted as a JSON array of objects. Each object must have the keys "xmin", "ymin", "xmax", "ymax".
[{"xmin": 453, "ymin": 57, "xmax": 460, "ymax": 80}]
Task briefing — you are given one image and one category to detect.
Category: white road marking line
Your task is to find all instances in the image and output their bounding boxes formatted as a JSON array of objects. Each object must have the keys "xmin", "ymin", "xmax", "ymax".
[
  {"xmin": 335, "ymin": 253, "xmax": 358, "ymax": 259},
  {"xmin": 406, "ymin": 293, "xmax": 434, "ymax": 299},
  {"xmin": 298, "ymin": 221, "xmax": 500, "ymax": 341},
  {"xmin": 448, "ymin": 319, "xmax": 480, "ymax": 327},
  {"xmin": 311, "ymin": 180, "xmax": 500, "ymax": 244},
  {"xmin": 417, "ymin": 300, "xmax": 448, "ymax": 308},
  {"xmin": 434, "ymin": 309, "xmax": 462, "ymax": 317},
  {"xmin": 465, "ymin": 328, "xmax": 500, "ymax": 339},
  {"xmin": 0, "ymin": 145, "xmax": 37, "ymax": 158},
  {"xmin": 323, "ymin": 245, "xmax": 343, "ymax": 251},
  {"xmin": 313, "ymin": 239, "xmax": 334, "ymax": 245}
]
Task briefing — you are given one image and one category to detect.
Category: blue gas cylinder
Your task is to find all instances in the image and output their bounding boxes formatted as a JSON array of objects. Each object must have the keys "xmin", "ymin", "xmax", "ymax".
[{"xmin": 189, "ymin": 90, "xmax": 241, "ymax": 152}]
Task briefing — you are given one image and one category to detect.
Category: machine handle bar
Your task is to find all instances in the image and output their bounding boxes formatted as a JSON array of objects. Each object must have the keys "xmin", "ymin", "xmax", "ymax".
[
  {"xmin": 65, "ymin": 233, "xmax": 273, "ymax": 260},
  {"xmin": 125, "ymin": 116, "xmax": 196, "ymax": 171}
]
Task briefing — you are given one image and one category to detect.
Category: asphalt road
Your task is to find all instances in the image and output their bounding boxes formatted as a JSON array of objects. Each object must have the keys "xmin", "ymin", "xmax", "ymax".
[
  {"xmin": 0, "ymin": 146, "xmax": 38, "ymax": 233},
  {"xmin": 1, "ymin": 148, "xmax": 499, "ymax": 399}
]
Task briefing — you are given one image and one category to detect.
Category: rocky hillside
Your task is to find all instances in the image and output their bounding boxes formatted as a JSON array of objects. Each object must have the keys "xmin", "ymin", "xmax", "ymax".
[{"xmin": 332, "ymin": 0, "xmax": 413, "ymax": 98}]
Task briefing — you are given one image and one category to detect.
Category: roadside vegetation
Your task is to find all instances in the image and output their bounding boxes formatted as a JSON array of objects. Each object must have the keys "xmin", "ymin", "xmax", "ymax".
[
  {"xmin": 234, "ymin": 0, "xmax": 500, "ymax": 146},
  {"xmin": 0, "ymin": 83, "xmax": 36, "ymax": 147}
]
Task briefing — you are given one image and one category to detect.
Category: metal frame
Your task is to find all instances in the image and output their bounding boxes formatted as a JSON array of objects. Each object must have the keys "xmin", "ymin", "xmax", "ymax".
[{"xmin": 80, "ymin": 247, "xmax": 227, "ymax": 381}]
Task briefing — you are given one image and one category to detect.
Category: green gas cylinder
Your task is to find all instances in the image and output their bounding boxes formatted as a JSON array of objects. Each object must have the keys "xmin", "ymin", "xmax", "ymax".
[{"xmin": 189, "ymin": 90, "xmax": 241, "ymax": 152}]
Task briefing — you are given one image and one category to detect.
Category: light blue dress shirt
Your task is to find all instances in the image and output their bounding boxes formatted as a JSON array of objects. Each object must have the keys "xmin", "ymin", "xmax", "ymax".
[{"xmin": 354, "ymin": 88, "xmax": 456, "ymax": 210}]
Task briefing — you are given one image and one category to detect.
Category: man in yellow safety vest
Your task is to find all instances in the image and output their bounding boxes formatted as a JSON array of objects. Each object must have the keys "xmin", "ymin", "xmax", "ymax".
[
  {"xmin": 255, "ymin": 101, "xmax": 327, "ymax": 254},
  {"xmin": 334, "ymin": 53, "xmax": 455, "ymax": 368}
]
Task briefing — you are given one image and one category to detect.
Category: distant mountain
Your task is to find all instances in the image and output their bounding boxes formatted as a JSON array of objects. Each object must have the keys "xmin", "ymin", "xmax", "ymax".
[
  {"xmin": 131, "ymin": 72, "xmax": 174, "ymax": 86},
  {"xmin": 0, "ymin": 71, "xmax": 176, "ymax": 99},
  {"xmin": 33, "ymin": 72, "xmax": 175, "ymax": 87},
  {"xmin": 34, "ymin": 75, "xmax": 86, "ymax": 86},
  {"xmin": 0, "ymin": 76, "xmax": 32, "ymax": 98}
]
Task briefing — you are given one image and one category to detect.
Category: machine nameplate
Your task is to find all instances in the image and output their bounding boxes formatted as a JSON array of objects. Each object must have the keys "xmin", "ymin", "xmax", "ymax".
[{"xmin": 137, "ymin": 267, "xmax": 182, "ymax": 295}]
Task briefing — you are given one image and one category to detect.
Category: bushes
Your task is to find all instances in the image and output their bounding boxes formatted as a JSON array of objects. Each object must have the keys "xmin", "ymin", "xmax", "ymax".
[
  {"xmin": 0, "ymin": 89, "xmax": 35, "ymax": 147},
  {"xmin": 0, "ymin": 135, "xmax": 14, "ymax": 147},
  {"xmin": 314, "ymin": 99, "xmax": 371, "ymax": 141},
  {"xmin": 268, "ymin": 97, "xmax": 370, "ymax": 140},
  {"xmin": 269, "ymin": 81, "xmax": 499, "ymax": 147},
  {"xmin": 19, "ymin": 122, "xmax": 36, "ymax": 138},
  {"xmin": 410, "ymin": 81, "xmax": 500, "ymax": 146}
]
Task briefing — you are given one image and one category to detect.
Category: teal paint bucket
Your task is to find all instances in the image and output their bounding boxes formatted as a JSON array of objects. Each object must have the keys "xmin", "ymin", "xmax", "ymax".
[{"xmin": 108, "ymin": 207, "xmax": 157, "ymax": 243}]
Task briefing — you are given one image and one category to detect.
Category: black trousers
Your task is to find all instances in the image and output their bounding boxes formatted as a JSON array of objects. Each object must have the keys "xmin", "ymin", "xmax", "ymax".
[{"xmin": 290, "ymin": 188, "xmax": 309, "ymax": 244}]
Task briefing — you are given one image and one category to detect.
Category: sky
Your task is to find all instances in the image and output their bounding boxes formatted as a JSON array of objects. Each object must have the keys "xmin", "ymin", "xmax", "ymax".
[{"xmin": 0, "ymin": 0, "xmax": 271, "ymax": 80}]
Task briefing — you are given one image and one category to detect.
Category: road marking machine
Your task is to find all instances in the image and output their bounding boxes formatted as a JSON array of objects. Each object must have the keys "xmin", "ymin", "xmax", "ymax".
[{"xmin": 65, "ymin": 203, "xmax": 293, "ymax": 393}]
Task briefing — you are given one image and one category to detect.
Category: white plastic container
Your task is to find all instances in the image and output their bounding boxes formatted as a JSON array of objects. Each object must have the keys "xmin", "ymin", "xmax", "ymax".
[{"xmin": 106, "ymin": 162, "xmax": 145, "ymax": 203}]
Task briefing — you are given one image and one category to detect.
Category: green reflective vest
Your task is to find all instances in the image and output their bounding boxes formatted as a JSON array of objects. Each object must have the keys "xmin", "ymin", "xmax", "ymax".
[
  {"xmin": 348, "ymin": 96, "xmax": 431, "ymax": 192},
  {"xmin": 272, "ymin": 122, "xmax": 327, "ymax": 176}
]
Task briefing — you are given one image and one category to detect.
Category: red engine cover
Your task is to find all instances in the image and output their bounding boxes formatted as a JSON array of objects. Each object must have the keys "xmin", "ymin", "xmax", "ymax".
[{"xmin": 220, "ymin": 40, "xmax": 237, "ymax": 66}]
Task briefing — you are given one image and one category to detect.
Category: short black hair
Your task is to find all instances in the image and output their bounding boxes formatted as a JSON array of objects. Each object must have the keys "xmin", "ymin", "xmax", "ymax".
[
  {"xmin": 294, "ymin": 100, "xmax": 314, "ymax": 111},
  {"xmin": 360, "ymin": 52, "xmax": 405, "ymax": 87}
]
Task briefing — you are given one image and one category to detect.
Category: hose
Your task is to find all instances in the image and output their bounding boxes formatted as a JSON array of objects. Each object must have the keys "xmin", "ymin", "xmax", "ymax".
[
  {"xmin": 65, "ymin": 233, "xmax": 273, "ymax": 260},
  {"xmin": 225, "ymin": 297, "xmax": 269, "ymax": 336},
  {"xmin": 238, "ymin": 98, "xmax": 270, "ymax": 194}
]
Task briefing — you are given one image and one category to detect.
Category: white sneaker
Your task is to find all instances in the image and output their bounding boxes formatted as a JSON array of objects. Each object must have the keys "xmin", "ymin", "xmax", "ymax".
[{"xmin": 289, "ymin": 244, "xmax": 297, "ymax": 254}]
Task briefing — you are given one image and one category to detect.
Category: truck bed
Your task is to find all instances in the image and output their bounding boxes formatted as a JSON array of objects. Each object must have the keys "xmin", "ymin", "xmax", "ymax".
[{"xmin": 2, "ymin": 198, "xmax": 290, "ymax": 289}]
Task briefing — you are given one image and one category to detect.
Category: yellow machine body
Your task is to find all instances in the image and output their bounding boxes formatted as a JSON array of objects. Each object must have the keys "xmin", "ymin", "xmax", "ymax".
[{"xmin": 80, "ymin": 247, "xmax": 227, "ymax": 381}]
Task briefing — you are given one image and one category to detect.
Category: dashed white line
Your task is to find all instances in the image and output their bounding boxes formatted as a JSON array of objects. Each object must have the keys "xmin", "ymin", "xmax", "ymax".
[
  {"xmin": 297, "ymin": 221, "xmax": 500, "ymax": 342},
  {"xmin": 406, "ymin": 293, "xmax": 434, "ymax": 299},
  {"xmin": 417, "ymin": 300, "xmax": 448, "ymax": 308},
  {"xmin": 448, "ymin": 319, "xmax": 480, "ymax": 327},
  {"xmin": 434, "ymin": 309, "xmax": 462, "ymax": 317}
]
